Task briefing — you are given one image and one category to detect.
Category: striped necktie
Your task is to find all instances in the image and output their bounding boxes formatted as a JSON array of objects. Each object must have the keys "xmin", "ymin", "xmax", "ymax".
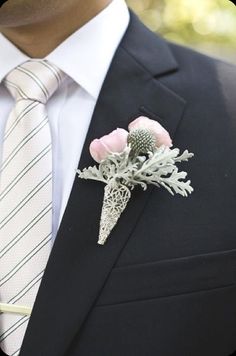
[{"xmin": 0, "ymin": 60, "xmax": 65, "ymax": 356}]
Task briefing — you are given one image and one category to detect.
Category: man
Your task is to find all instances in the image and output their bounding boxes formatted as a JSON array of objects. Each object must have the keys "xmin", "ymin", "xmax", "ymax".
[{"xmin": 0, "ymin": 0, "xmax": 235, "ymax": 355}]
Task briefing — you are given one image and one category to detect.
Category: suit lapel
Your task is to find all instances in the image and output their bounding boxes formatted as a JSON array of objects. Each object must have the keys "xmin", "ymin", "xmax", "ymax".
[{"xmin": 20, "ymin": 13, "xmax": 186, "ymax": 356}]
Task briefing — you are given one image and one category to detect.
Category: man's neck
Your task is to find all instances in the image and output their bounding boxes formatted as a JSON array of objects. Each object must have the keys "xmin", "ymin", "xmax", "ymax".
[{"xmin": 0, "ymin": 0, "xmax": 111, "ymax": 58}]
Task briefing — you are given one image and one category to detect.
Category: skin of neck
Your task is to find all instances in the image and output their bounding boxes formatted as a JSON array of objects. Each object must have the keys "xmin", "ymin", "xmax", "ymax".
[{"xmin": 0, "ymin": 0, "xmax": 112, "ymax": 58}]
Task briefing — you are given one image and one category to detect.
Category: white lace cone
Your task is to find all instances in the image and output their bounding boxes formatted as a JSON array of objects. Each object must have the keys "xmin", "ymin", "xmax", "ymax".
[{"xmin": 98, "ymin": 183, "xmax": 131, "ymax": 245}]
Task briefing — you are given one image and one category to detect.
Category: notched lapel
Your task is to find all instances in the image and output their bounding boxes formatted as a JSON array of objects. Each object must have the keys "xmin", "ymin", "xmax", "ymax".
[{"xmin": 20, "ymin": 13, "xmax": 186, "ymax": 356}]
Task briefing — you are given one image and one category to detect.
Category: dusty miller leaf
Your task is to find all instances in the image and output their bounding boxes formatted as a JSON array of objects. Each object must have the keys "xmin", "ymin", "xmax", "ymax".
[{"xmin": 77, "ymin": 145, "xmax": 194, "ymax": 197}]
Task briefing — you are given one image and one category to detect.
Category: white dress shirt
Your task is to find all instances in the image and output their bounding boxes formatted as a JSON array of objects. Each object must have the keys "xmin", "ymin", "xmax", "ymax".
[{"xmin": 0, "ymin": 0, "xmax": 130, "ymax": 242}]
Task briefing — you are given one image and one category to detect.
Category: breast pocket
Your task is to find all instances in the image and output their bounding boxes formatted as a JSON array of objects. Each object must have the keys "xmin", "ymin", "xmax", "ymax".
[{"xmin": 96, "ymin": 249, "xmax": 236, "ymax": 306}]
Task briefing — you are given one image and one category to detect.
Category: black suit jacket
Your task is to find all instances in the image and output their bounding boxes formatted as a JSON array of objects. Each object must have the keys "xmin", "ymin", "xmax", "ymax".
[{"xmin": 14, "ymin": 12, "xmax": 236, "ymax": 356}]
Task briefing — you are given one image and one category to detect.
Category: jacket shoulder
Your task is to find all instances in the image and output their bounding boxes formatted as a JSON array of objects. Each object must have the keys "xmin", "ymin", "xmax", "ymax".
[
  {"xmin": 168, "ymin": 40, "xmax": 236, "ymax": 78},
  {"xmin": 158, "ymin": 39, "xmax": 236, "ymax": 107}
]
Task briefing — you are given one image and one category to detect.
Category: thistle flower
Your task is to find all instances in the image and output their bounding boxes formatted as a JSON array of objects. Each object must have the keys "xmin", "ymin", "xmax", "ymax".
[
  {"xmin": 128, "ymin": 116, "xmax": 173, "ymax": 148},
  {"xmin": 127, "ymin": 128, "xmax": 156, "ymax": 155}
]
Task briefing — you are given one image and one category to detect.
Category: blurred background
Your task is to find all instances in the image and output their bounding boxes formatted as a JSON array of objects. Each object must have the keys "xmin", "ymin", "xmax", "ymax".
[{"xmin": 126, "ymin": 0, "xmax": 236, "ymax": 64}]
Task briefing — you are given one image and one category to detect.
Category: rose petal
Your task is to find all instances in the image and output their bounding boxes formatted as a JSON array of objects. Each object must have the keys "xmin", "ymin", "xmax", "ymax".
[
  {"xmin": 102, "ymin": 128, "xmax": 128, "ymax": 152},
  {"xmin": 89, "ymin": 139, "xmax": 109, "ymax": 163},
  {"xmin": 89, "ymin": 129, "xmax": 129, "ymax": 163}
]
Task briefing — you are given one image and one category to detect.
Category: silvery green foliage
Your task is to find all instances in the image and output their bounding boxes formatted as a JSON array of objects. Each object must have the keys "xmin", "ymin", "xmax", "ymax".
[{"xmin": 77, "ymin": 145, "xmax": 194, "ymax": 197}]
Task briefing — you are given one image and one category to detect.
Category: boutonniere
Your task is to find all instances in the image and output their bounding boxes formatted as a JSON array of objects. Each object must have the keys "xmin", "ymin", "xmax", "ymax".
[{"xmin": 77, "ymin": 116, "xmax": 194, "ymax": 245}]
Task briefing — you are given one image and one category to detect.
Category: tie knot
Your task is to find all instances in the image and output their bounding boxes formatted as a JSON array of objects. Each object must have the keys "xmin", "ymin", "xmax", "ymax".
[{"xmin": 4, "ymin": 60, "xmax": 65, "ymax": 104}]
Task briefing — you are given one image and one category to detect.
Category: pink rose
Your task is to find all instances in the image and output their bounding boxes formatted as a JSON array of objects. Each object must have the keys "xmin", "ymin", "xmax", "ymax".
[
  {"xmin": 128, "ymin": 116, "xmax": 172, "ymax": 148},
  {"xmin": 89, "ymin": 128, "xmax": 128, "ymax": 163}
]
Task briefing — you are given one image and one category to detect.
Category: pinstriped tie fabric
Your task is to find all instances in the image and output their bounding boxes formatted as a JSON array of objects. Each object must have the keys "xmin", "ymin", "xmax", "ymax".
[{"xmin": 0, "ymin": 60, "xmax": 65, "ymax": 356}]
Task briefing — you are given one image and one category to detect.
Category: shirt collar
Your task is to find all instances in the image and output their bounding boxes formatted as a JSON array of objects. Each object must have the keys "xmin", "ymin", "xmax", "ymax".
[
  {"xmin": 0, "ymin": 0, "xmax": 130, "ymax": 100},
  {"xmin": 0, "ymin": 33, "xmax": 29, "ymax": 82}
]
